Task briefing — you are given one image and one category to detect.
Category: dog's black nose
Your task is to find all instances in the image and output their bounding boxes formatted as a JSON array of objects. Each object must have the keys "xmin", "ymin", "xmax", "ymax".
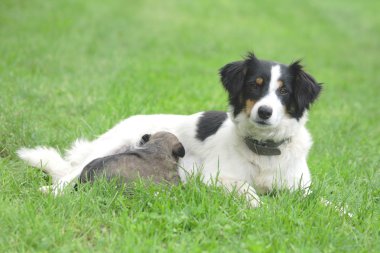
[{"xmin": 258, "ymin": 106, "xmax": 273, "ymax": 120}]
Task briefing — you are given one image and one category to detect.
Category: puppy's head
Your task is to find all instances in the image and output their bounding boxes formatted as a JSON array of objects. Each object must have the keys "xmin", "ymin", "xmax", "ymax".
[
  {"xmin": 220, "ymin": 53, "xmax": 322, "ymax": 132},
  {"xmin": 139, "ymin": 132, "xmax": 185, "ymax": 159}
]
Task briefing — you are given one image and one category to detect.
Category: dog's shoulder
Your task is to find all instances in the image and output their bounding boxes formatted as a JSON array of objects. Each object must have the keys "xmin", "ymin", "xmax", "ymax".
[{"xmin": 195, "ymin": 111, "xmax": 228, "ymax": 141}]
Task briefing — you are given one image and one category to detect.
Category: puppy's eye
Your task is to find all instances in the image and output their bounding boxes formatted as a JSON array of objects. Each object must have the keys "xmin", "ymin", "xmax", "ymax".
[{"xmin": 279, "ymin": 86, "xmax": 288, "ymax": 95}]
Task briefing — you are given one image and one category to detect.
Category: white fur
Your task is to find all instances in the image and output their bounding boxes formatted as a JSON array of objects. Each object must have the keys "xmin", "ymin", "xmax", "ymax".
[
  {"xmin": 268, "ymin": 65, "xmax": 282, "ymax": 92},
  {"xmin": 251, "ymin": 65, "xmax": 286, "ymax": 128},
  {"xmin": 17, "ymin": 66, "xmax": 313, "ymax": 207}
]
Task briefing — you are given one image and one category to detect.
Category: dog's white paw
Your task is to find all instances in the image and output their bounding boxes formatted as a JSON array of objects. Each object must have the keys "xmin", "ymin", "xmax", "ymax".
[
  {"xmin": 246, "ymin": 193, "xmax": 262, "ymax": 208},
  {"xmin": 321, "ymin": 198, "xmax": 353, "ymax": 218},
  {"xmin": 39, "ymin": 185, "xmax": 53, "ymax": 194},
  {"xmin": 39, "ymin": 185, "xmax": 64, "ymax": 196}
]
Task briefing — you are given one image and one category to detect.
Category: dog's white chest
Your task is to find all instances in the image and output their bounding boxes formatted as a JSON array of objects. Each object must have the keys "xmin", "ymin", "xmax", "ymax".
[
  {"xmin": 248, "ymin": 158, "xmax": 277, "ymax": 194},
  {"xmin": 247, "ymin": 150, "xmax": 300, "ymax": 194}
]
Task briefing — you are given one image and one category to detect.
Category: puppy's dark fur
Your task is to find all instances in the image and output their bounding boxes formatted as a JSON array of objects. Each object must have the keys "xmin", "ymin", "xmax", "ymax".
[{"xmin": 79, "ymin": 132, "xmax": 185, "ymax": 185}]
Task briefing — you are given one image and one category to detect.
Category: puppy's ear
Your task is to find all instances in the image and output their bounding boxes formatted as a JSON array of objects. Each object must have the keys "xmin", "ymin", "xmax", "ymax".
[
  {"xmin": 139, "ymin": 134, "xmax": 151, "ymax": 145},
  {"xmin": 172, "ymin": 142, "xmax": 185, "ymax": 158},
  {"xmin": 289, "ymin": 61, "xmax": 322, "ymax": 119}
]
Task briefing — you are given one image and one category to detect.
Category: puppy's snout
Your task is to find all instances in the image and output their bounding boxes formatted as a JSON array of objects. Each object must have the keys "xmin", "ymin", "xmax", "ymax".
[{"xmin": 258, "ymin": 106, "xmax": 273, "ymax": 120}]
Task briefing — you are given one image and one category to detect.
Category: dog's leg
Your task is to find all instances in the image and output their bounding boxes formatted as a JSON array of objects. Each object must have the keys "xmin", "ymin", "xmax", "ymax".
[
  {"xmin": 303, "ymin": 190, "xmax": 353, "ymax": 218},
  {"xmin": 45, "ymin": 165, "xmax": 84, "ymax": 195},
  {"xmin": 320, "ymin": 197, "xmax": 353, "ymax": 217},
  {"xmin": 218, "ymin": 177, "xmax": 261, "ymax": 208}
]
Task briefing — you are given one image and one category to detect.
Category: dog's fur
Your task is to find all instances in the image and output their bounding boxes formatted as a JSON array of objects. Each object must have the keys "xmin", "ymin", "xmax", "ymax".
[
  {"xmin": 79, "ymin": 131, "xmax": 184, "ymax": 185},
  {"xmin": 18, "ymin": 53, "xmax": 322, "ymax": 207}
]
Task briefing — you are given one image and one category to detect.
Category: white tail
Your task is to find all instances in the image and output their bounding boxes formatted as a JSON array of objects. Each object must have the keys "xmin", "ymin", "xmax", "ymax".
[{"xmin": 17, "ymin": 147, "xmax": 70, "ymax": 183}]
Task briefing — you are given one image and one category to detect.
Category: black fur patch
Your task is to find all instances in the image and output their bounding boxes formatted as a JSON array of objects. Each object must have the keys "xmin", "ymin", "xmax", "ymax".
[
  {"xmin": 288, "ymin": 61, "xmax": 322, "ymax": 119},
  {"xmin": 196, "ymin": 111, "xmax": 227, "ymax": 141}
]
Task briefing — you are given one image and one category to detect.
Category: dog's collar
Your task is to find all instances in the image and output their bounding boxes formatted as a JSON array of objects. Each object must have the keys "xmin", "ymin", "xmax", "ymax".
[{"xmin": 244, "ymin": 137, "xmax": 290, "ymax": 156}]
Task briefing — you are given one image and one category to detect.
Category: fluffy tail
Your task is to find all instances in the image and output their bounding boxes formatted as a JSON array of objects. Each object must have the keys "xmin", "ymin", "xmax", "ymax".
[{"xmin": 17, "ymin": 147, "xmax": 70, "ymax": 183}]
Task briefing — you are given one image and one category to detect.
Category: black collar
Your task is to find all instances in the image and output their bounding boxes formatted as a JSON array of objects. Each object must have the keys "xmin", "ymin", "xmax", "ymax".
[{"xmin": 244, "ymin": 137, "xmax": 290, "ymax": 156}]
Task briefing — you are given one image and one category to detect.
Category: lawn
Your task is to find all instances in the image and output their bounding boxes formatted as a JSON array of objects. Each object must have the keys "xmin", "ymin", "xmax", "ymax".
[{"xmin": 0, "ymin": 0, "xmax": 379, "ymax": 252}]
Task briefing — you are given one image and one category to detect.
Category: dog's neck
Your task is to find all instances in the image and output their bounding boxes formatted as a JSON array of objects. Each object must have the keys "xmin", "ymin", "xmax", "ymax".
[{"xmin": 244, "ymin": 137, "xmax": 291, "ymax": 156}]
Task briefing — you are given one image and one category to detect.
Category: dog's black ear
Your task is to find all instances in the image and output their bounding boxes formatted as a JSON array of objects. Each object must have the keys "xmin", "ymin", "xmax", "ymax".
[
  {"xmin": 172, "ymin": 142, "xmax": 185, "ymax": 158},
  {"xmin": 289, "ymin": 61, "xmax": 322, "ymax": 119},
  {"xmin": 139, "ymin": 134, "xmax": 151, "ymax": 145},
  {"xmin": 220, "ymin": 61, "xmax": 248, "ymax": 98},
  {"xmin": 219, "ymin": 52, "xmax": 258, "ymax": 98}
]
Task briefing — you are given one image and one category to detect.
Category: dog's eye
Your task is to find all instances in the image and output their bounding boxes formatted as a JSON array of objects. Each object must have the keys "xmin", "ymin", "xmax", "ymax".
[
  {"xmin": 279, "ymin": 86, "xmax": 288, "ymax": 95},
  {"xmin": 255, "ymin": 77, "xmax": 264, "ymax": 85},
  {"xmin": 248, "ymin": 78, "xmax": 263, "ymax": 89}
]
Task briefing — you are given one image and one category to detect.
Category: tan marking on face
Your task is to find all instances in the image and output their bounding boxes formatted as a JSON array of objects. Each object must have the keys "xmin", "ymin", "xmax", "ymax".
[
  {"xmin": 256, "ymin": 77, "xmax": 264, "ymax": 85},
  {"xmin": 277, "ymin": 80, "xmax": 284, "ymax": 87},
  {"xmin": 245, "ymin": 99, "xmax": 256, "ymax": 116}
]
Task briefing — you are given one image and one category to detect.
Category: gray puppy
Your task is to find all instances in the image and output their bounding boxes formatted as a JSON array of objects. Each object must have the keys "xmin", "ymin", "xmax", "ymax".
[{"xmin": 79, "ymin": 131, "xmax": 185, "ymax": 185}]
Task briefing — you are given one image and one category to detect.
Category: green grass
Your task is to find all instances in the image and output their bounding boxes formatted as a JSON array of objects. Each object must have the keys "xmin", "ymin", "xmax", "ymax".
[{"xmin": 1, "ymin": 0, "xmax": 379, "ymax": 252}]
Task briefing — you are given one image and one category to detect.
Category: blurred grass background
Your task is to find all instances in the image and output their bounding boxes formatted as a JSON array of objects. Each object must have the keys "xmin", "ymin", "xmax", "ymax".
[{"xmin": 0, "ymin": 0, "xmax": 379, "ymax": 252}]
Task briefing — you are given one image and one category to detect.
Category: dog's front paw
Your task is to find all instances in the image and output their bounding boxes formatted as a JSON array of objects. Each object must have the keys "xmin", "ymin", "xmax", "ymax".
[
  {"xmin": 246, "ymin": 192, "xmax": 262, "ymax": 208},
  {"xmin": 39, "ymin": 185, "xmax": 64, "ymax": 196},
  {"xmin": 39, "ymin": 185, "xmax": 52, "ymax": 194},
  {"xmin": 218, "ymin": 177, "xmax": 262, "ymax": 208}
]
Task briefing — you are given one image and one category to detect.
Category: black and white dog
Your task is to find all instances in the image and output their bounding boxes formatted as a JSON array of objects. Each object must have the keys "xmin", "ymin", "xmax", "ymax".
[{"xmin": 18, "ymin": 53, "xmax": 322, "ymax": 207}]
